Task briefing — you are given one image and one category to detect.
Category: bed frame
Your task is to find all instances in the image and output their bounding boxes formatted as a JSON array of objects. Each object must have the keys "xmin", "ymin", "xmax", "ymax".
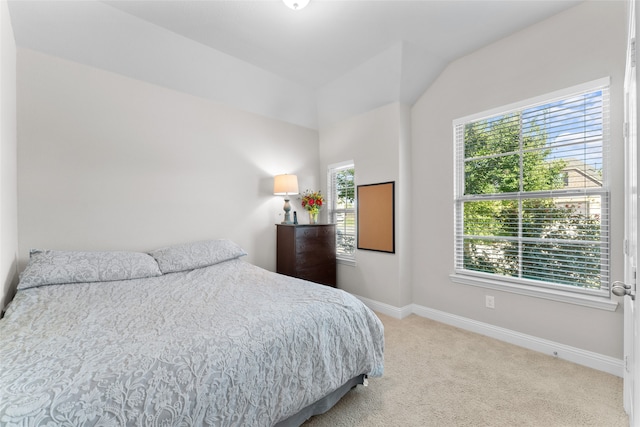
[{"xmin": 275, "ymin": 374, "xmax": 366, "ymax": 426}]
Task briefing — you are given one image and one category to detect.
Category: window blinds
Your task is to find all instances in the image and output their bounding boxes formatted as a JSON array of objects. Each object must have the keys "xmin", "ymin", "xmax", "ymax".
[
  {"xmin": 328, "ymin": 162, "xmax": 356, "ymax": 260},
  {"xmin": 454, "ymin": 80, "xmax": 610, "ymax": 295}
]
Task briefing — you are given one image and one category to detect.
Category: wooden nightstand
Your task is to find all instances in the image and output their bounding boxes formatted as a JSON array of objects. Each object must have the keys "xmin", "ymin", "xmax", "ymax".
[{"xmin": 276, "ymin": 224, "xmax": 337, "ymax": 287}]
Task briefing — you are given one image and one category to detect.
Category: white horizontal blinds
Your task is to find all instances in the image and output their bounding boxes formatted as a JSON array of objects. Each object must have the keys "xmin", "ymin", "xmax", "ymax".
[
  {"xmin": 455, "ymin": 81, "xmax": 610, "ymax": 294},
  {"xmin": 328, "ymin": 162, "xmax": 356, "ymax": 260}
]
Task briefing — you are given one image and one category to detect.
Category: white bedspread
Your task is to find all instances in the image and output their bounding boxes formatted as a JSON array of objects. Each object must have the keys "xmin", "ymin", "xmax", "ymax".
[{"xmin": 0, "ymin": 258, "xmax": 384, "ymax": 426}]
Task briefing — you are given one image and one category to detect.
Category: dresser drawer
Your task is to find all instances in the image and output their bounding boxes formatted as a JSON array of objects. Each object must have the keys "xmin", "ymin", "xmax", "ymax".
[
  {"xmin": 295, "ymin": 226, "xmax": 335, "ymax": 240},
  {"xmin": 295, "ymin": 236, "xmax": 335, "ymax": 255},
  {"xmin": 296, "ymin": 265, "xmax": 337, "ymax": 286}
]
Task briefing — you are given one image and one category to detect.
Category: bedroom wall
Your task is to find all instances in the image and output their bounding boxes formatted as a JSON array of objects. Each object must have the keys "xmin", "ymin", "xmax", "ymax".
[
  {"xmin": 8, "ymin": 0, "xmax": 318, "ymax": 130},
  {"xmin": 319, "ymin": 102, "xmax": 412, "ymax": 307},
  {"xmin": 16, "ymin": 49, "xmax": 319, "ymax": 272},
  {"xmin": 0, "ymin": 0, "xmax": 18, "ymax": 311},
  {"xmin": 411, "ymin": 0, "xmax": 626, "ymax": 358}
]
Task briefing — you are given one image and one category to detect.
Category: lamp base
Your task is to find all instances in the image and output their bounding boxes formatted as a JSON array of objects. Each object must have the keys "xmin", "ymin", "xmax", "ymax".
[{"xmin": 281, "ymin": 198, "xmax": 293, "ymax": 224}]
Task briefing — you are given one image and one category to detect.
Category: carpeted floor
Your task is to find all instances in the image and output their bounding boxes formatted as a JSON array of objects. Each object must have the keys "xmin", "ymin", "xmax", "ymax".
[{"xmin": 305, "ymin": 313, "xmax": 628, "ymax": 426}]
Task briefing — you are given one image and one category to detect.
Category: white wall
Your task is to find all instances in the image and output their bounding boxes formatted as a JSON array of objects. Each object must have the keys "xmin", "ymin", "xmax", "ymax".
[
  {"xmin": 17, "ymin": 49, "xmax": 320, "ymax": 271},
  {"xmin": 411, "ymin": 0, "xmax": 626, "ymax": 358},
  {"xmin": 319, "ymin": 102, "xmax": 412, "ymax": 307},
  {"xmin": 315, "ymin": 42, "xmax": 446, "ymax": 130},
  {"xmin": 9, "ymin": 0, "xmax": 318, "ymax": 129},
  {"xmin": 0, "ymin": 0, "xmax": 18, "ymax": 311}
]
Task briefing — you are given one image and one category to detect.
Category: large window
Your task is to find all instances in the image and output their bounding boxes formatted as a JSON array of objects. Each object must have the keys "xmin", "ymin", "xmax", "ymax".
[
  {"xmin": 453, "ymin": 79, "xmax": 610, "ymax": 299},
  {"xmin": 328, "ymin": 162, "xmax": 356, "ymax": 262}
]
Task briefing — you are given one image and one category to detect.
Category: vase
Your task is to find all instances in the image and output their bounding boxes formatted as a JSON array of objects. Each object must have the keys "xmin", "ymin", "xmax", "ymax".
[{"xmin": 309, "ymin": 211, "xmax": 318, "ymax": 224}]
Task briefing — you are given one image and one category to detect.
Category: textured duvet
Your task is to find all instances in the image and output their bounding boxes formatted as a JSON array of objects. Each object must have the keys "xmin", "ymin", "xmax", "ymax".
[{"xmin": 0, "ymin": 258, "xmax": 384, "ymax": 426}]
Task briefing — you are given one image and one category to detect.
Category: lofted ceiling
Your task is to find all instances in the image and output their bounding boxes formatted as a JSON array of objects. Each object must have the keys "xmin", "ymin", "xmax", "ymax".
[{"xmin": 8, "ymin": 0, "xmax": 582, "ymax": 129}]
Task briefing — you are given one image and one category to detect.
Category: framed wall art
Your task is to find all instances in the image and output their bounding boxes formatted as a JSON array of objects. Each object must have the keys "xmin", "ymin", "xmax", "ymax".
[{"xmin": 357, "ymin": 181, "xmax": 395, "ymax": 253}]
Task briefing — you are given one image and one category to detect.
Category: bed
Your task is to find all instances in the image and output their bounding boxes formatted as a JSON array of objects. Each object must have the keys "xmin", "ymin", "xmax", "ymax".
[{"xmin": 0, "ymin": 239, "xmax": 384, "ymax": 426}]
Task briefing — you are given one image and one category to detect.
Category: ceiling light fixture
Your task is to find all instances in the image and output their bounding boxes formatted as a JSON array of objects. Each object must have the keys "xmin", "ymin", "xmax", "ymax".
[{"xmin": 282, "ymin": 0, "xmax": 309, "ymax": 11}]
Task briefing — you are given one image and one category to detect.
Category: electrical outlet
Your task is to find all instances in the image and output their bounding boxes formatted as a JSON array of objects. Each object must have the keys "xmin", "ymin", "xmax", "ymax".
[{"xmin": 485, "ymin": 295, "xmax": 495, "ymax": 309}]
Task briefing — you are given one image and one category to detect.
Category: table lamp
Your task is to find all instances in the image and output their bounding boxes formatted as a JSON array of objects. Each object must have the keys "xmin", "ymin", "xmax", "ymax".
[{"xmin": 274, "ymin": 174, "xmax": 299, "ymax": 224}]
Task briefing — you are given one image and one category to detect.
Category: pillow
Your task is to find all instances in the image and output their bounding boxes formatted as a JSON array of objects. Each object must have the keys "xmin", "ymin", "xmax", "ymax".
[
  {"xmin": 18, "ymin": 249, "xmax": 162, "ymax": 290},
  {"xmin": 149, "ymin": 239, "xmax": 247, "ymax": 274}
]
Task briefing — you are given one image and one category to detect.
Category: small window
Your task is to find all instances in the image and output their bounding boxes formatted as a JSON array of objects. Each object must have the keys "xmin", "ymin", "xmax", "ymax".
[
  {"xmin": 453, "ymin": 78, "xmax": 610, "ymax": 298},
  {"xmin": 328, "ymin": 162, "xmax": 356, "ymax": 262}
]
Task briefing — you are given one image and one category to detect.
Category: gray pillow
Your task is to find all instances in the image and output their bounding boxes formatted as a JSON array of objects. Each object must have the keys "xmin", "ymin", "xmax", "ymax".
[
  {"xmin": 18, "ymin": 249, "xmax": 162, "ymax": 290},
  {"xmin": 149, "ymin": 239, "xmax": 247, "ymax": 274}
]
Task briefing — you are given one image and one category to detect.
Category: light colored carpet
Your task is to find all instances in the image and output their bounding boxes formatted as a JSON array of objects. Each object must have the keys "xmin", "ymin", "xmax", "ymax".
[{"xmin": 305, "ymin": 313, "xmax": 628, "ymax": 426}]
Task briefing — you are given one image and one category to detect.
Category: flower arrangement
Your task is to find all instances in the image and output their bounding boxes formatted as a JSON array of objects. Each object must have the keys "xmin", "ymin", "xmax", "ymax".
[{"xmin": 301, "ymin": 190, "xmax": 324, "ymax": 214}]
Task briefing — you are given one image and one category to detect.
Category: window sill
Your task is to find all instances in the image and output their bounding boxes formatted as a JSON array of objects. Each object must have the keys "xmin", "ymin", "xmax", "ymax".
[
  {"xmin": 337, "ymin": 258, "xmax": 356, "ymax": 267},
  {"xmin": 449, "ymin": 273, "xmax": 619, "ymax": 312}
]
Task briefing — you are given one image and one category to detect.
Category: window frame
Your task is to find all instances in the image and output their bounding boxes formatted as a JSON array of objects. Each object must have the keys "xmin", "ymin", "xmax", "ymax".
[
  {"xmin": 451, "ymin": 77, "xmax": 617, "ymax": 311},
  {"xmin": 327, "ymin": 161, "xmax": 356, "ymax": 265}
]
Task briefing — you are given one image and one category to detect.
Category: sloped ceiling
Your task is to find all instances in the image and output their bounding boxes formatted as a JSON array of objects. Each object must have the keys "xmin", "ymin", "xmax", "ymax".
[{"xmin": 8, "ymin": 0, "xmax": 582, "ymax": 129}]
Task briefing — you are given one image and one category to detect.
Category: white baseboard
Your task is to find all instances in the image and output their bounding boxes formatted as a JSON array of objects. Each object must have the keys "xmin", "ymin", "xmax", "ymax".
[
  {"xmin": 354, "ymin": 295, "xmax": 413, "ymax": 319},
  {"xmin": 354, "ymin": 295, "xmax": 623, "ymax": 378}
]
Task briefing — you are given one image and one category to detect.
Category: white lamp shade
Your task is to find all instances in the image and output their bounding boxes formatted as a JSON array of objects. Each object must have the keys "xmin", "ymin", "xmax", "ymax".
[
  {"xmin": 273, "ymin": 174, "xmax": 299, "ymax": 195},
  {"xmin": 282, "ymin": 0, "xmax": 309, "ymax": 10}
]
